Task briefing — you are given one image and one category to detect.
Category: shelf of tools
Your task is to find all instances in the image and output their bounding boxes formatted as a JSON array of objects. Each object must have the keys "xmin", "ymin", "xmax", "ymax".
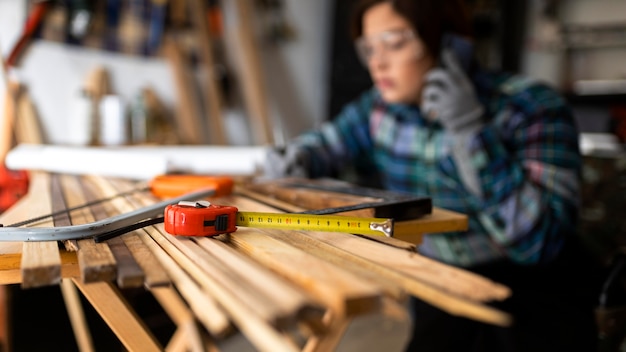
[{"xmin": 7, "ymin": 0, "xmax": 275, "ymax": 148}]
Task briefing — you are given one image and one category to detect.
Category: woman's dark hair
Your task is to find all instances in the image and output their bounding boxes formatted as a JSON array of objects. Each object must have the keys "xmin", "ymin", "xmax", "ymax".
[{"xmin": 349, "ymin": 0, "xmax": 473, "ymax": 60}]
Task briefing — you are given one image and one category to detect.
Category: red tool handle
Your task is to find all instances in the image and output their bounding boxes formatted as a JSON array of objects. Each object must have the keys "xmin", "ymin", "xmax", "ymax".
[
  {"xmin": 7, "ymin": 2, "xmax": 50, "ymax": 67},
  {"xmin": 149, "ymin": 175, "xmax": 234, "ymax": 199},
  {"xmin": 164, "ymin": 203, "xmax": 239, "ymax": 236}
]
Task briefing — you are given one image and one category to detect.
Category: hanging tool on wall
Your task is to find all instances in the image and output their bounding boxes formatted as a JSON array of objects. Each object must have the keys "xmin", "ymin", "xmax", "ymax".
[{"xmin": 6, "ymin": 0, "xmax": 52, "ymax": 67}]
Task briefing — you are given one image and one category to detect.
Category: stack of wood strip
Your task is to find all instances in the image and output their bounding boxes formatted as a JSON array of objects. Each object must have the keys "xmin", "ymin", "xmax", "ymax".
[{"xmin": 0, "ymin": 172, "xmax": 512, "ymax": 351}]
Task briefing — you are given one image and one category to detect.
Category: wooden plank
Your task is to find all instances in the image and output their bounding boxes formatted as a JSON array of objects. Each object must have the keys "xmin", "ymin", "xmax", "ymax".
[
  {"xmin": 0, "ymin": 251, "xmax": 79, "ymax": 285},
  {"xmin": 226, "ymin": 195, "xmax": 512, "ymax": 327},
  {"xmin": 226, "ymin": 227, "xmax": 382, "ymax": 317},
  {"xmin": 121, "ymin": 233, "xmax": 170, "ymax": 288},
  {"xmin": 144, "ymin": 225, "xmax": 301, "ymax": 351},
  {"xmin": 222, "ymin": 0, "xmax": 273, "ymax": 144},
  {"xmin": 151, "ymin": 286, "xmax": 206, "ymax": 352},
  {"xmin": 15, "ymin": 87, "xmax": 45, "ymax": 144},
  {"xmin": 20, "ymin": 241, "xmax": 61, "ymax": 288},
  {"xmin": 96, "ymin": 177, "xmax": 174, "ymax": 287},
  {"xmin": 137, "ymin": 225, "xmax": 233, "ymax": 337},
  {"xmin": 20, "ymin": 172, "xmax": 62, "ymax": 288},
  {"xmin": 0, "ymin": 81, "xmax": 19, "ymax": 162},
  {"xmin": 57, "ymin": 174, "xmax": 117, "ymax": 283},
  {"xmin": 72, "ymin": 279, "xmax": 162, "ymax": 352},
  {"xmin": 105, "ymin": 237, "xmax": 145, "ymax": 288},
  {"xmin": 188, "ymin": 0, "xmax": 227, "ymax": 145},
  {"xmin": 79, "ymin": 177, "xmax": 144, "ymax": 287},
  {"xmin": 79, "ymin": 175, "xmax": 150, "ymax": 287},
  {"xmin": 86, "ymin": 176, "xmax": 231, "ymax": 337},
  {"xmin": 196, "ymin": 237, "xmax": 326, "ymax": 324},
  {"xmin": 170, "ymin": 235, "xmax": 317, "ymax": 328},
  {"xmin": 394, "ymin": 207, "xmax": 469, "ymax": 242},
  {"xmin": 220, "ymin": 196, "xmax": 408, "ymax": 298},
  {"xmin": 163, "ymin": 36, "xmax": 205, "ymax": 144},
  {"xmin": 60, "ymin": 279, "xmax": 95, "ymax": 352}
]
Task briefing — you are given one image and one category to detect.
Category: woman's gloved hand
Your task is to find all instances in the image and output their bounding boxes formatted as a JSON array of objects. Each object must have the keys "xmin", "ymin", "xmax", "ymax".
[
  {"xmin": 263, "ymin": 144, "xmax": 310, "ymax": 179},
  {"xmin": 421, "ymin": 49, "xmax": 484, "ymax": 133}
]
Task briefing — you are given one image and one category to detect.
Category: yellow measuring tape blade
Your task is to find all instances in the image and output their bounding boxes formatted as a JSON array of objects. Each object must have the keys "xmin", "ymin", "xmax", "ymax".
[{"xmin": 236, "ymin": 212, "xmax": 394, "ymax": 237}]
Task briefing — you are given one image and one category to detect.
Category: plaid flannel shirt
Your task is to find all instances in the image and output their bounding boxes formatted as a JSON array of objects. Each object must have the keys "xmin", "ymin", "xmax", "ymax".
[{"xmin": 293, "ymin": 70, "xmax": 581, "ymax": 267}]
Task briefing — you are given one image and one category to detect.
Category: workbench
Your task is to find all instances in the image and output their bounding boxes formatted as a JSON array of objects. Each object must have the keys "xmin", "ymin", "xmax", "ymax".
[{"xmin": 0, "ymin": 172, "xmax": 511, "ymax": 352}]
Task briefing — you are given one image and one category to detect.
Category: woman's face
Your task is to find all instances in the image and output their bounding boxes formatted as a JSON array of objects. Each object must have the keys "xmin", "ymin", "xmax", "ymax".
[{"xmin": 358, "ymin": 2, "xmax": 436, "ymax": 105}]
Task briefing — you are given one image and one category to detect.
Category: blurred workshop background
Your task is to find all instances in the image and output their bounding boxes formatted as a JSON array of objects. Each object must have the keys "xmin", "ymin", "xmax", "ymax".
[{"xmin": 0, "ymin": 0, "xmax": 626, "ymax": 350}]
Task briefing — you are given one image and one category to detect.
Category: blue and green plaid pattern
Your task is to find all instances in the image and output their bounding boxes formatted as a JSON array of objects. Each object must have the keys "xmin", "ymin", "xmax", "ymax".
[{"xmin": 292, "ymin": 71, "xmax": 581, "ymax": 267}]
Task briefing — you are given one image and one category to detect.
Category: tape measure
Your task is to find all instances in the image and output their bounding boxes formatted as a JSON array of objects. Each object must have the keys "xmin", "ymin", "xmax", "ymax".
[{"xmin": 164, "ymin": 201, "xmax": 394, "ymax": 238}]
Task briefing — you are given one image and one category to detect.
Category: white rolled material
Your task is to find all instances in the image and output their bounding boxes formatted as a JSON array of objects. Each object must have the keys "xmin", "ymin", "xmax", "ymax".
[{"xmin": 6, "ymin": 143, "xmax": 268, "ymax": 180}]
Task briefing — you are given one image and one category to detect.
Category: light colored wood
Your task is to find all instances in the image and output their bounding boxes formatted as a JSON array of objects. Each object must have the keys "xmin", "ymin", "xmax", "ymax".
[
  {"xmin": 18, "ymin": 172, "xmax": 62, "ymax": 288},
  {"xmin": 171, "ymin": 234, "xmax": 312, "ymax": 328},
  {"xmin": 84, "ymin": 177, "xmax": 232, "ymax": 337},
  {"xmin": 72, "ymin": 279, "xmax": 162, "ymax": 352},
  {"xmin": 59, "ymin": 175, "xmax": 117, "ymax": 283},
  {"xmin": 96, "ymin": 177, "xmax": 170, "ymax": 287},
  {"xmin": 138, "ymin": 225, "xmax": 232, "ymax": 337},
  {"xmin": 151, "ymin": 287, "xmax": 206, "ymax": 352},
  {"xmin": 121, "ymin": 233, "xmax": 170, "ymax": 288},
  {"xmin": 0, "ymin": 81, "xmax": 18, "ymax": 162},
  {"xmin": 165, "ymin": 326, "xmax": 188, "ymax": 352},
  {"xmin": 223, "ymin": 0, "xmax": 273, "ymax": 144},
  {"xmin": 300, "ymin": 233, "xmax": 510, "ymax": 326},
  {"xmin": 81, "ymin": 178, "xmax": 157, "ymax": 288},
  {"xmin": 197, "ymin": 235, "xmax": 325, "ymax": 328},
  {"xmin": 83, "ymin": 66, "xmax": 110, "ymax": 145},
  {"xmin": 226, "ymin": 195, "xmax": 511, "ymax": 327},
  {"xmin": 0, "ymin": 251, "xmax": 79, "ymax": 285},
  {"xmin": 128, "ymin": 190, "xmax": 324, "ymax": 331},
  {"xmin": 163, "ymin": 36, "xmax": 205, "ymax": 144},
  {"xmin": 146, "ymin": 227, "xmax": 301, "ymax": 352},
  {"xmin": 394, "ymin": 207, "xmax": 469, "ymax": 242},
  {"xmin": 83, "ymin": 65, "xmax": 111, "ymax": 102},
  {"xmin": 60, "ymin": 279, "xmax": 95, "ymax": 352},
  {"xmin": 240, "ymin": 183, "xmax": 382, "ymax": 219},
  {"xmin": 188, "ymin": 0, "xmax": 227, "ymax": 145},
  {"xmin": 92, "ymin": 190, "xmax": 144, "ymax": 288},
  {"xmin": 226, "ymin": 226, "xmax": 383, "ymax": 318},
  {"xmin": 20, "ymin": 241, "xmax": 61, "ymax": 288},
  {"xmin": 15, "ymin": 88, "xmax": 44, "ymax": 144},
  {"xmin": 305, "ymin": 229, "xmax": 510, "ymax": 299},
  {"xmin": 76, "ymin": 239, "xmax": 117, "ymax": 283},
  {"xmin": 303, "ymin": 311, "xmax": 351, "ymax": 352},
  {"xmin": 150, "ymin": 286, "xmax": 194, "ymax": 326}
]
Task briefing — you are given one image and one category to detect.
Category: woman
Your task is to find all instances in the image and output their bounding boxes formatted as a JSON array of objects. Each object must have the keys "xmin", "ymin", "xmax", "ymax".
[{"xmin": 266, "ymin": 0, "xmax": 598, "ymax": 351}]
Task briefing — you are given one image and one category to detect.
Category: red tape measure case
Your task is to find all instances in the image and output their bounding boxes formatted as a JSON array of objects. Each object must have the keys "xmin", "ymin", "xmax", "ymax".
[{"xmin": 164, "ymin": 203, "xmax": 239, "ymax": 236}]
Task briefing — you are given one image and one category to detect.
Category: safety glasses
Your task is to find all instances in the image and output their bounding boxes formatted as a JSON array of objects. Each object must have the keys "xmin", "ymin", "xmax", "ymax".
[{"xmin": 354, "ymin": 28, "xmax": 423, "ymax": 66}]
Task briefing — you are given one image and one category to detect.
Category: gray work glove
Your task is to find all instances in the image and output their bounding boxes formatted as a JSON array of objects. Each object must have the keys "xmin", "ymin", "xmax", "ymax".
[
  {"xmin": 421, "ymin": 49, "xmax": 484, "ymax": 133},
  {"xmin": 262, "ymin": 144, "xmax": 310, "ymax": 179}
]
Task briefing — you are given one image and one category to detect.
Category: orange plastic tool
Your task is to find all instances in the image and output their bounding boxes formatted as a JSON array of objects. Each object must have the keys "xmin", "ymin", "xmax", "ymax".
[
  {"xmin": 164, "ymin": 202, "xmax": 238, "ymax": 237},
  {"xmin": 149, "ymin": 174, "xmax": 234, "ymax": 199}
]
